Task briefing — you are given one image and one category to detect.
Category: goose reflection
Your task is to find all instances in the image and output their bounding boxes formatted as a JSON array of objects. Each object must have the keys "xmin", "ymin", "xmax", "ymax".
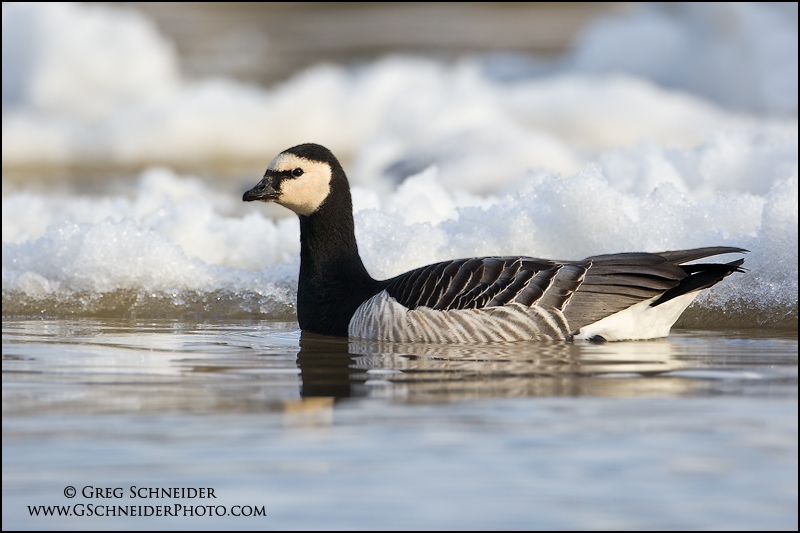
[
  {"xmin": 296, "ymin": 332, "xmax": 356, "ymax": 399},
  {"xmin": 296, "ymin": 332, "xmax": 693, "ymax": 401}
]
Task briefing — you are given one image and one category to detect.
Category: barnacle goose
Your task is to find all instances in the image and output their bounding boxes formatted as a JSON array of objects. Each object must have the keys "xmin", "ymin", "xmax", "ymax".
[{"xmin": 243, "ymin": 143, "xmax": 745, "ymax": 342}]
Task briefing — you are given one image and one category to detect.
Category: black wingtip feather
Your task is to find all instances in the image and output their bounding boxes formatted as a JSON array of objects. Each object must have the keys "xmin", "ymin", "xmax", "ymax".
[{"xmin": 651, "ymin": 258, "xmax": 745, "ymax": 307}]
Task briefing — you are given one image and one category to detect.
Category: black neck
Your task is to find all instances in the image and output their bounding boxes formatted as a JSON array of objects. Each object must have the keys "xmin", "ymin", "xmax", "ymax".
[{"xmin": 296, "ymin": 177, "xmax": 382, "ymax": 336}]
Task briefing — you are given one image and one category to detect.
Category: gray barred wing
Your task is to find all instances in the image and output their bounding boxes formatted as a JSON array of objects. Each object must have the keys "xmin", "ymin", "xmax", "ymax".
[{"xmin": 383, "ymin": 257, "xmax": 586, "ymax": 313}]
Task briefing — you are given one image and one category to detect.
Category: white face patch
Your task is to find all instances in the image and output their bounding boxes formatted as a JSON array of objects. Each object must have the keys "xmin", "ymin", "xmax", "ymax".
[{"xmin": 268, "ymin": 153, "xmax": 332, "ymax": 216}]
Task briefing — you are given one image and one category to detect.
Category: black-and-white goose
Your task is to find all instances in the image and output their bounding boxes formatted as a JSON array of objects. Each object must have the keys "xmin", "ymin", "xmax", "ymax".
[{"xmin": 243, "ymin": 143, "xmax": 745, "ymax": 342}]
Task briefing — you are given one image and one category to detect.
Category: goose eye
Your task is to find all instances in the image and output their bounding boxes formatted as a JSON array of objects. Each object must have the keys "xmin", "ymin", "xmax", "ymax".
[{"xmin": 292, "ymin": 168, "xmax": 304, "ymax": 177}]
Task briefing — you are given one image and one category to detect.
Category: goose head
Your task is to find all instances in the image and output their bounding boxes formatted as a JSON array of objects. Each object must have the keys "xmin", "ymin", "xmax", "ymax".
[{"xmin": 243, "ymin": 143, "xmax": 341, "ymax": 216}]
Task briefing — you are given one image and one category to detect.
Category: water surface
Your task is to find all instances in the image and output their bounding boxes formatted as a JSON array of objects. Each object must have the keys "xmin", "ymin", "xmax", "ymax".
[{"xmin": 3, "ymin": 319, "xmax": 797, "ymax": 529}]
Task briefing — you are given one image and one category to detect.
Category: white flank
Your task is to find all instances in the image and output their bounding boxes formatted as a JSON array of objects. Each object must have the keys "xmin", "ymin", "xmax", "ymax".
[
  {"xmin": 350, "ymin": 290, "xmax": 701, "ymax": 343},
  {"xmin": 348, "ymin": 290, "xmax": 569, "ymax": 343},
  {"xmin": 572, "ymin": 292, "xmax": 698, "ymax": 342}
]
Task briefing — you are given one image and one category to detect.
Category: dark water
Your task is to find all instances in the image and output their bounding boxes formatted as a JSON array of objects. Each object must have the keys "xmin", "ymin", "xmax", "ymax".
[
  {"xmin": 2, "ymin": 319, "xmax": 797, "ymax": 529},
  {"xmin": 126, "ymin": 3, "xmax": 626, "ymax": 87}
]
